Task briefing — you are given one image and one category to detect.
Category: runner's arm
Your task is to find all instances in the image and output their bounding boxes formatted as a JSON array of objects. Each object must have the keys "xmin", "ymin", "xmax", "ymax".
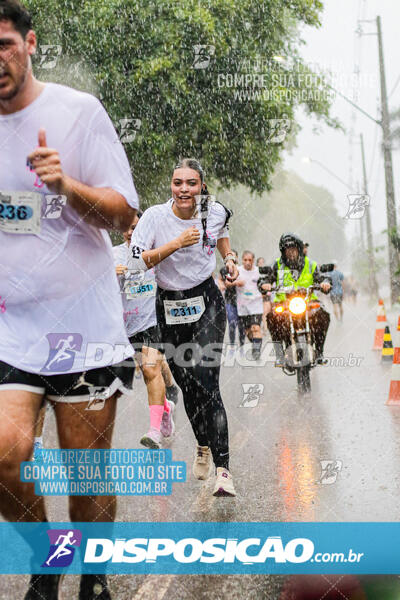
[
  {"xmin": 217, "ymin": 237, "xmax": 238, "ymax": 281},
  {"xmin": 28, "ymin": 129, "xmax": 137, "ymax": 232},
  {"xmin": 135, "ymin": 227, "xmax": 200, "ymax": 269},
  {"xmin": 60, "ymin": 176, "xmax": 137, "ymax": 232}
]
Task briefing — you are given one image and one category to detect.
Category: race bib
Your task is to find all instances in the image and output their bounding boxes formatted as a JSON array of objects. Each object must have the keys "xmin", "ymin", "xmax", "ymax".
[
  {"xmin": 0, "ymin": 191, "xmax": 41, "ymax": 234},
  {"xmin": 124, "ymin": 280, "xmax": 156, "ymax": 300},
  {"xmin": 164, "ymin": 296, "xmax": 205, "ymax": 325}
]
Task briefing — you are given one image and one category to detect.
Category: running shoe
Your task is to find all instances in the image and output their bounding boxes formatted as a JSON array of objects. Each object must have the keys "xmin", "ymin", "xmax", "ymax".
[
  {"xmin": 24, "ymin": 574, "xmax": 62, "ymax": 600},
  {"xmin": 140, "ymin": 427, "xmax": 162, "ymax": 449},
  {"xmin": 160, "ymin": 400, "xmax": 175, "ymax": 438},
  {"xmin": 213, "ymin": 467, "xmax": 236, "ymax": 497},
  {"xmin": 192, "ymin": 445, "xmax": 213, "ymax": 480},
  {"xmin": 166, "ymin": 384, "xmax": 179, "ymax": 405},
  {"xmin": 79, "ymin": 574, "xmax": 111, "ymax": 599}
]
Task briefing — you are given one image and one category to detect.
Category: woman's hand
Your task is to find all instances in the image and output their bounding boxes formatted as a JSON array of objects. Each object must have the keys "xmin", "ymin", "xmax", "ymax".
[
  {"xmin": 225, "ymin": 259, "xmax": 238, "ymax": 282},
  {"xmin": 176, "ymin": 226, "xmax": 201, "ymax": 248},
  {"xmin": 115, "ymin": 265, "xmax": 128, "ymax": 276}
]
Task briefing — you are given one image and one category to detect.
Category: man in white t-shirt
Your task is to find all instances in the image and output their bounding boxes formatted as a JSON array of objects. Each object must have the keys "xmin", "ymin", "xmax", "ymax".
[
  {"xmin": 0, "ymin": 3, "xmax": 137, "ymax": 598},
  {"xmin": 234, "ymin": 250, "xmax": 264, "ymax": 359}
]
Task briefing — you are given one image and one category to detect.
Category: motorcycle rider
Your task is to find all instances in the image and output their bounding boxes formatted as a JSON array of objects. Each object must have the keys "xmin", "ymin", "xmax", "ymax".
[{"xmin": 258, "ymin": 233, "xmax": 331, "ymax": 366}]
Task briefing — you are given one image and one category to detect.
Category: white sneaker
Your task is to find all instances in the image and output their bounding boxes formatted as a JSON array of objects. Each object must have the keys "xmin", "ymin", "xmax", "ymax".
[
  {"xmin": 213, "ymin": 467, "xmax": 236, "ymax": 497},
  {"xmin": 192, "ymin": 445, "xmax": 213, "ymax": 480},
  {"xmin": 140, "ymin": 427, "xmax": 162, "ymax": 449},
  {"xmin": 160, "ymin": 401, "xmax": 175, "ymax": 438}
]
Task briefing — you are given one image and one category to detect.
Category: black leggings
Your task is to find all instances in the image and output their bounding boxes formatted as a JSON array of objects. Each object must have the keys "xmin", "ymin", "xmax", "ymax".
[{"xmin": 156, "ymin": 277, "xmax": 229, "ymax": 469}]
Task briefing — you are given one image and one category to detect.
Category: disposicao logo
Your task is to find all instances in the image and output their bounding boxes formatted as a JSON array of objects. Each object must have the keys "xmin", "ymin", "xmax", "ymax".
[
  {"xmin": 42, "ymin": 529, "xmax": 82, "ymax": 568},
  {"xmin": 41, "ymin": 333, "xmax": 82, "ymax": 373},
  {"xmin": 83, "ymin": 536, "xmax": 314, "ymax": 564}
]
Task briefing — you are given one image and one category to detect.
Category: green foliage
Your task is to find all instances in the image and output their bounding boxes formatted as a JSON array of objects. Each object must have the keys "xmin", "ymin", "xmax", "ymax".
[{"xmin": 26, "ymin": 0, "xmax": 338, "ymax": 204}]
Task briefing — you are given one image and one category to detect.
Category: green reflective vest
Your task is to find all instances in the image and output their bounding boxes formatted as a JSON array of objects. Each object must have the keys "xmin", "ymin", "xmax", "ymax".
[{"xmin": 274, "ymin": 256, "xmax": 318, "ymax": 302}]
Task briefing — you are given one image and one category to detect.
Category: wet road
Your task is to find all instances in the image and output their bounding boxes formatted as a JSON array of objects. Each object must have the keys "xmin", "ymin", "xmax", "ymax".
[{"xmin": 2, "ymin": 298, "xmax": 400, "ymax": 598}]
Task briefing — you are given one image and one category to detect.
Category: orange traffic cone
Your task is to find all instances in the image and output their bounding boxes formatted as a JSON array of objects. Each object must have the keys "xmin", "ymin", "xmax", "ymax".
[
  {"xmin": 382, "ymin": 325, "xmax": 394, "ymax": 362},
  {"xmin": 387, "ymin": 346, "xmax": 400, "ymax": 405},
  {"xmin": 373, "ymin": 302, "xmax": 387, "ymax": 350},
  {"xmin": 397, "ymin": 316, "xmax": 400, "ymax": 331}
]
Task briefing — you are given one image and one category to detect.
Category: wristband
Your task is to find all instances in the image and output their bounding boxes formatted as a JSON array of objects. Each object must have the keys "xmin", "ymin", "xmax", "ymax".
[{"xmin": 224, "ymin": 253, "xmax": 237, "ymax": 265}]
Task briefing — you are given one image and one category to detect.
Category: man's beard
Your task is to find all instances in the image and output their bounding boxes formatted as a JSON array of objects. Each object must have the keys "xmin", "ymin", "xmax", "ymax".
[
  {"xmin": 0, "ymin": 62, "xmax": 29, "ymax": 102},
  {"xmin": 0, "ymin": 82, "xmax": 19, "ymax": 101}
]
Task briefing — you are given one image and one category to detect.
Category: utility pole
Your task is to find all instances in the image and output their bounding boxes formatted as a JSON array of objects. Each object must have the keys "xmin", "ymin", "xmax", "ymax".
[
  {"xmin": 377, "ymin": 15, "xmax": 400, "ymax": 303},
  {"xmin": 360, "ymin": 133, "xmax": 379, "ymax": 296}
]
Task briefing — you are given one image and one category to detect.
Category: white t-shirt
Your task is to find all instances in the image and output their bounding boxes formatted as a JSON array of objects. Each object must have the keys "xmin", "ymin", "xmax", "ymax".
[
  {"xmin": 113, "ymin": 243, "xmax": 157, "ymax": 337},
  {"xmin": 0, "ymin": 83, "xmax": 139, "ymax": 374},
  {"xmin": 129, "ymin": 199, "xmax": 229, "ymax": 291},
  {"xmin": 236, "ymin": 265, "xmax": 264, "ymax": 316}
]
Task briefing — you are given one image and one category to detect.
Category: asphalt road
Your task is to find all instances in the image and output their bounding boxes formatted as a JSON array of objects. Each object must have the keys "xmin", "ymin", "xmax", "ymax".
[{"xmin": 2, "ymin": 297, "xmax": 400, "ymax": 598}]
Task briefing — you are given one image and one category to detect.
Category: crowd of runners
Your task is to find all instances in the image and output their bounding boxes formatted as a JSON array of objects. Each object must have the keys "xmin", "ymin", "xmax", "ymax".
[{"xmin": 0, "ymin": 2, "xmax": 356, "ymax": 599}]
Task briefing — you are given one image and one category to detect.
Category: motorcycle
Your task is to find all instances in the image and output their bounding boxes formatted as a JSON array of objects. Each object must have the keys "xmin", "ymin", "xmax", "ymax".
[
  {"xmin": 258, "ymin": 264, "xmax": 332, "ymax": 395},
  {"xmin": 268, "ymin": 283, "xmax": 323, "ymax": 394}
]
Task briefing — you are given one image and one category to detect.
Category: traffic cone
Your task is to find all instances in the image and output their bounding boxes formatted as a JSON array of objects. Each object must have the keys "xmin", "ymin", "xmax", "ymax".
[
  {"xmin": 373, "ymin": 302, "xmax": 387, "ymax": 350},
  {"xmin": 386, "ymin": 346, "xmax": 400, "ymax": 405},
  {"xmin": 381, "ymin": 325, "xmax": 394, "ymax": 362},
  {"xmin": 397, "ymin": 315, "xmax": 400, "ymax": 331}
]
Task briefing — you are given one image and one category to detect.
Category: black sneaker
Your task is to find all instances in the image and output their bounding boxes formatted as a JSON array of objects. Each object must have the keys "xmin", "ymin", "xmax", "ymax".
[
  {"xmin": 24, "ymin": 574, "xmax": 62, "ymax": 600},
  {"xmin": 166, "ymin": 384, "xmax": 179, "ymax": 405},
  {"xmin": 79, "ymin": 574, "xmax": 111, "ymax": 599}
]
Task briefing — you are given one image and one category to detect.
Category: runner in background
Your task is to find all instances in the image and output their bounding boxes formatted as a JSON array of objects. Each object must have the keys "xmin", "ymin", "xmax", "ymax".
[
  {"xmin": 256, "ymin": 257, "xmax": 265, "ymax": 267},
  {"xmin": 219, "ymin": 250, "xmax": 244, "ymax": 348},
  {"xmin": 236, "ymin": 251, "xmax": 264, "ymax": 360},
  {"xmin": 256, "ymin": 256, "xmax": 271, "ymax": 333},
  {"xmin": 327, "ymin": 260, "xmax": 344, "ymax": 322},
  {"xmin": 113, "ymin": 211, "xmax": 178, "ymax": 449},
  {"xmin": 348, "ymin": 275, "xmax": 358, "ymax": 304}
]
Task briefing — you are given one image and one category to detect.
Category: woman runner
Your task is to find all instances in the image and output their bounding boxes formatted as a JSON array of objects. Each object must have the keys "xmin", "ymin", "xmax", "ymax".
[
  {"xmin": 113, "ymin": 211, "xmax": 179, "ymax": 449},
  {"xmin": 129, "ymin": 158, "xmax": 238, "ymax": 496}
]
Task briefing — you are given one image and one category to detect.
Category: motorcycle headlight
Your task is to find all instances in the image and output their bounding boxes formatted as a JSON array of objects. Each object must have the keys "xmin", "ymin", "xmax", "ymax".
[{"xmin": 289, "ymin": 297, "xmax": 307, "ymax": 315}]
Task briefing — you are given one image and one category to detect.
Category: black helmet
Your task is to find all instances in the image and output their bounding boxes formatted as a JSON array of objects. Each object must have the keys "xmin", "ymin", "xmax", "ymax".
[{"xmin": 279, "ymin": 233, "xmax": 304, "ymax": 256}]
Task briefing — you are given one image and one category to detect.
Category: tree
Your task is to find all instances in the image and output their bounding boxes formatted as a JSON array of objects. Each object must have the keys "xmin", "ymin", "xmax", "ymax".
[{"xmin": 27, "ymin": 0, "xmax": 338, "ymax": 204}]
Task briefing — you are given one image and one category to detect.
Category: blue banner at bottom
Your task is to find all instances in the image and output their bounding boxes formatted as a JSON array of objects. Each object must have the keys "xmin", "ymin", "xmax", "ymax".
[{"xmin": 0, "ymin": 522, "xmax": 397, "ymax": 574}]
